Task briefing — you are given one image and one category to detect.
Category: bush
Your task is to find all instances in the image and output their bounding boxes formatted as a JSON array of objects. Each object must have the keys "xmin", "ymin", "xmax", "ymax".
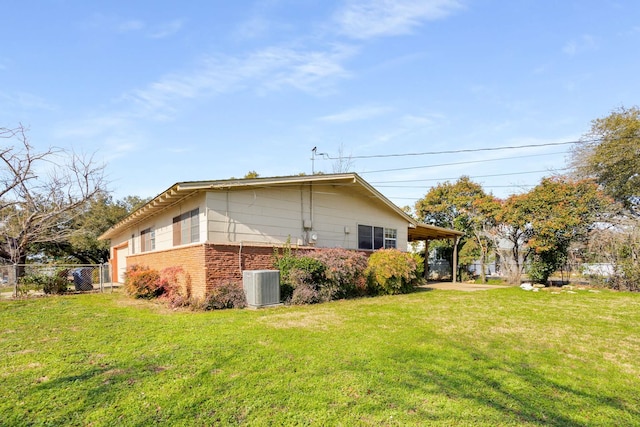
[
  {"xmin": 19, "ymin": 271, "xmax": 68, "ymax": 295},
  {"xmin": 273, "ymin": 244, "xmax": 327, "ymax": 301},
  {"xmin": 158, "ymin": 266, "xmax": 192, "ymax": 308},
  {"xmin": 203, "ymin": 282, "xmax": 247, "ymax": 310},
  {"xmin": 124, "ymin": 265, "xmax": 162, "ymax": 299},
  {"xmin": 290, "ymin": 283, "xmax": 319, "ymax": 305},
  {"xmin": 366, "ymin": 249, "xmax": 422, "ymax": 295},
  {"xmin": 306, "ymin": 248, "xmax": 369, "ymax": 298}
]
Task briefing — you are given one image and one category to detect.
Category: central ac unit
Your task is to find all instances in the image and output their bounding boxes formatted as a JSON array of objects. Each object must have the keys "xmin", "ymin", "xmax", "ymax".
[{"xmin": 243, "ymin": 270, "xmax": 280, "ymax": 307}]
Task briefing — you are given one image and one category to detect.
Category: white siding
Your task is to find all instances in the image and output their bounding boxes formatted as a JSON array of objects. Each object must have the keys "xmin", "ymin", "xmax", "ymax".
[
  {"xmin": 108, "ymin": 184, "xmax": 410, "ymax": 255},
  {"xmin": 206, "ymin": 184, "xmax": 409, "ymax": 250},
  {"xmin": 109, "ymin": 194, "xmax": 207, "ymax": 255}
]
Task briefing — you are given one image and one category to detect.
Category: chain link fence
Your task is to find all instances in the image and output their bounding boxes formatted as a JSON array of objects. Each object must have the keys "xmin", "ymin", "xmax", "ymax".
[{"xmin": 0, "ymin": 264, "xmax": 114, "ymax": 298}]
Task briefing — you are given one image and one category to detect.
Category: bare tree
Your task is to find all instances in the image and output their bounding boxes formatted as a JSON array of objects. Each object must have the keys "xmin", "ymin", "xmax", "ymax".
[
  {"xmin": 0, "ymin": 124, "xmax": 106, "ymax": 270},
  {"xmin": 331, "ymin": 144, "xmax": 355, "ymax": 173}
]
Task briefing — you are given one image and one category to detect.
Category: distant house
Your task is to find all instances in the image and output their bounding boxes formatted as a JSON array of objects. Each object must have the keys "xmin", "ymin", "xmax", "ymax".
[{"xmin": 99, "ymin": 173, "xmax": 463, "ymax": 298}]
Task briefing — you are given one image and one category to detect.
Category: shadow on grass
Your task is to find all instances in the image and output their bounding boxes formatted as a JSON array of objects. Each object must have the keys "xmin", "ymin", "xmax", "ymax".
[{"xmin": 383, "ymin": 341, "xmax": 638, "ymax": 425}]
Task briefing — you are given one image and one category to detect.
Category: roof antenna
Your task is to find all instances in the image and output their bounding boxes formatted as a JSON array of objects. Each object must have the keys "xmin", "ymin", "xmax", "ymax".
[{"xmin": 311, "ymin": 147, "xmax": 328, "ymax": 174}]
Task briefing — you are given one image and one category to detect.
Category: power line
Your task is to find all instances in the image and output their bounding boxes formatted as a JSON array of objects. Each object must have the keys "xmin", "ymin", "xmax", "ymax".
[
  {"xmin": 325, "ymin": 139, "xmax": 585, "ymax": 160},
  {"xmin": 357, "ymin": 151, "xmax": 568, "ymax": 175},
  {"xmin": 369, "ymin": 167, "xmax": 570, "ymax": 185}
]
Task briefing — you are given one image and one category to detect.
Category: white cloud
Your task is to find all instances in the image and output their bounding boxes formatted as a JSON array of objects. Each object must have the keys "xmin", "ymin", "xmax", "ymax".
[
  {"xmin": 334, "ymin": 0, "xmax": 462, "ymax": 40},
  {"xmin": 124, "ymin": 44, "xmax": 355, "ymax": 119},
  {"xmin": 319, "ymin": 104, "xmax": 392, "ymax": 123},
  {"xmin": 0, "ymin": 91, "xmax": 57, "ymax": 111},
  {"xmin": 233, "ymin": 16, "xmax": 272, "ymax": 40},
  {"xmin": 563, "ymin": 34, "xmax": 598, "ymax": 56},
  {"xmin": 149, "ymin": 19, "xmax": 184, "ymax": 39},
  {"xmin": 118, "ymin": 19, "xmax": 145, "ymax": 33}
]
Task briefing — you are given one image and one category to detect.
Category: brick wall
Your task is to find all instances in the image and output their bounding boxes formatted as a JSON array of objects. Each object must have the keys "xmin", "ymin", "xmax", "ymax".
[
  {"xmin": 127, "ymin": 243, "xmax": 359, "ymax": 299},
  {"xmin": 127, "ymin": 244, "xmax": 207, "ymax": 298},
  {"xmin": 204, "ymin": 244, "xmax": 276, "ymax": 292}
]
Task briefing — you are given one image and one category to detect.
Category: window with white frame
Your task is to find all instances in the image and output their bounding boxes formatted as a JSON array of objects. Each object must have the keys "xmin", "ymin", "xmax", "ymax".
[
  {"xmin": 358, "ymin": 224, "xmax": 397, "ymax": 250},
  {"xmin": 384, "ymin": 228, "xmax": 397, "ymax": 249},
  {"xmin": 141, "ymin": 228, "xmax": 155, "ymax": 252},
  {"xmin": 173, "ymin": 208, "xmax": 199, "ymax": 246}
]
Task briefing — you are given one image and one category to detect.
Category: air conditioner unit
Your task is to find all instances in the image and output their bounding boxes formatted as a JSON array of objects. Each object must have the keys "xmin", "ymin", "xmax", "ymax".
[{"xmin": 243, "ymin": 270, "xmax": 280, "ymax": 308}]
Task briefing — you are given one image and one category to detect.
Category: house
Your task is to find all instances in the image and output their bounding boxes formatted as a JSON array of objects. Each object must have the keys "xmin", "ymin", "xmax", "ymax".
[{"xmin": 99, "ymin": 173, "xmax": 463, "ymax": 298}]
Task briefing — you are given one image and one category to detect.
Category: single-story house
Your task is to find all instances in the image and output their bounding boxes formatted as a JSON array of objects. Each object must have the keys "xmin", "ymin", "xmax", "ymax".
[{"xmin": 99, "ymin": 173, "xmax": 463, "ymax": 298}]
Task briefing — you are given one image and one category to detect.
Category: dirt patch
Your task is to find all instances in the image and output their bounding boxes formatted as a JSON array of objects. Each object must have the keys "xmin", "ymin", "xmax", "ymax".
[
  {"xmin": 259, "ymin": 310, "xmax": 344, "ymax": 330},
  {"xmin": 422, "ymin": 282, "xmax": 511, "ymax": 292}
]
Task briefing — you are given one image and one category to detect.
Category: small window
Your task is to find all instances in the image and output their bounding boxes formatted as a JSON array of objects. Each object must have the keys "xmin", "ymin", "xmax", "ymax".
[
  {"xmin": 141, "ymin": 228, "xmax": 155, "ymax": 252},
  {"xmin": 358, "ymin": 225, "xmax": 397, "ymax": 250},
  {"xmin": 131, "ymin": 234, "xmax": 135, "ymax": 254},
  {"xmin": 384, "ymin": 228, "xmax": 397, "ymax": 249},
  {"xmin": 173, "ymin": 208, "xmax": 200, "ymax": 246}
]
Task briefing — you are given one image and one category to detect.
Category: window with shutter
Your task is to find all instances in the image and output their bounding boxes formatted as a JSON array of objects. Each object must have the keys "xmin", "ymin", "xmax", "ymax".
[{"xmin": 172, "ymin": 208, "xmax": 200, "ymax": 246}]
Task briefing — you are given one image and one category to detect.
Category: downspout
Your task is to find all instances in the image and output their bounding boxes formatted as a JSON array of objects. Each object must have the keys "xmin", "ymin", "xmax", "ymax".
[{"xmin": 238, "ymin": 241, "xmax": 243, "ymax": 274}]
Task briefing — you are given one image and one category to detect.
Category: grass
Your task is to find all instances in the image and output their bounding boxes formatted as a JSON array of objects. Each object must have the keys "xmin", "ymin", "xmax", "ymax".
[{"xmin": 1, "ymin": 287, "xmax": 639, "ymax": 426}]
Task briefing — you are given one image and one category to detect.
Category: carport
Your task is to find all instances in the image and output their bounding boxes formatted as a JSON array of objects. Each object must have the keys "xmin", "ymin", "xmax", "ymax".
[{"xmin": 408, "ymin": 223, "xmax": 465, "ymax": 283}]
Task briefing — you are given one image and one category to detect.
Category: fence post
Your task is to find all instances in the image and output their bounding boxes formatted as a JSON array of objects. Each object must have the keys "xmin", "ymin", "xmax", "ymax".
[
  {"xmin": 99, "ymin": 264, "xmax": 104, "ymax": 293},
  {"xmin": 13, "ymin": 264, "xmax": 17, "ymax": 298}
]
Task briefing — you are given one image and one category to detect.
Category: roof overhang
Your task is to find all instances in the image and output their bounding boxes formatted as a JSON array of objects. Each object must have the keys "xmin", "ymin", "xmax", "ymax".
[{"xmin": 408, "ymin": 223, "xmax": 465, "ymax": 241}]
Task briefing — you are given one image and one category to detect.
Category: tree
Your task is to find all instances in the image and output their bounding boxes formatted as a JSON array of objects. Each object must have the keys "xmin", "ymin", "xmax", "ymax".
[
  {"xmin": 571, "ymin": 106, "xmax": 640, "ymax": 213},
  {"xmin": 0, "ymin": 124, "xmax": 106, "ymax": 270},
  {"xmin": 331, "ymin": 144, "xmax": 355, "ymax": 173},
  {"xmin": 414, "ymin": 176, "xmax": 498, "ymax": 282},
  {"xmin": 35, "ymin": 193, "xmax": 149, "ymax": 264},
  {"xmin": 495, "ymin": 177, "xmax": 609, "ymax": 284}
]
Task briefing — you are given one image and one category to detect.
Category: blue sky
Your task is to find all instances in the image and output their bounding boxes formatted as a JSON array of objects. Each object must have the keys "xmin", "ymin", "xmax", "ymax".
[{"xmin": 3, "ymin": 0, "xmax": 640, "ymax": 208}]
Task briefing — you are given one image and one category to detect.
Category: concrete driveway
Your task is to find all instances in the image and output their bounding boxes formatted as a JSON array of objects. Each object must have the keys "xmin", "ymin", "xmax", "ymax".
[{"xmin": 422, "ymin": 282, "xmax": 510, "ymax": 291}]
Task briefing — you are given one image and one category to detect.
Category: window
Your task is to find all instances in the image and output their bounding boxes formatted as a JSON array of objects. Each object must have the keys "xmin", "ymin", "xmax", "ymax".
[
  {"xmin": 141, "ymin": 228, "xmax": 155, "ymax": 252},
  {"xmin": 358, "ymin": 225, "xmax": 397, "ymax": 250},
  {"xmin": 131, "ymin": 234, "xmax": 135, "ymax": 254},
  {"xmin": 384, "ymin": 228, "xmax": 397, "ymax": 249},
  {"xmin": 173, "ymin": 208, "xmax": 199, "ymax": 246}
]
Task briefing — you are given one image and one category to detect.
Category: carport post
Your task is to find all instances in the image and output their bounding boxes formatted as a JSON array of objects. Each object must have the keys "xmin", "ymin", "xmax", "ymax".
[
  {"xmin": 423, "ymin": 240, "xmax": 430, "ymax": 280},
  {"xmin": 452, "ymin": 236, "xmax": 460, "ymax": 283}
]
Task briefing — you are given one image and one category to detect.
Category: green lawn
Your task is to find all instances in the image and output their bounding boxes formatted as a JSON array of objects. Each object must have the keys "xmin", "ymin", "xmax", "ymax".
[{"xmin": 1, "ymin": 287, "xmax": 639, "ymax": 426}]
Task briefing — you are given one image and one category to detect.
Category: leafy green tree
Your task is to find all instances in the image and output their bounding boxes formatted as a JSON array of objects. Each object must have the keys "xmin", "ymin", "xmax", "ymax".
[
  {"xmin": 571, "ymin": 106, "xmax": 640, "ymax": 213},
  {"xmin": 495, "ymin": 177, "xmax": 609, "ymax": 284},
  {"xmin": 415, "ymin": 176, "xmax": 498, "ymax": 282},
  {"xmin": 36, "ymin": 194, "xmax": 149, "ymax": 263}
]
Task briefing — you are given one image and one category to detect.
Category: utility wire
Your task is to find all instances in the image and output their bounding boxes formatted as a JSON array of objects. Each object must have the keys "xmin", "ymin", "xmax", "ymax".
[
  {"xmin": 370, "ymin": 167, "xmax": 570, "ymax": 185},
  {"xmin": 325, "ymin": 139, "xmax": 585, "ymax": 160},
  {"xmin": 357, "ymin": 151, "xmax": 567, "ymax": 175}
]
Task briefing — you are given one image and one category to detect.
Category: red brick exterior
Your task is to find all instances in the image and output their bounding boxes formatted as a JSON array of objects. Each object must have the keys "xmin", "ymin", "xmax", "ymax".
[
  {"xmin": 127, "ymin": 243, "xmax": 285, "ymax": 299},
  {"xmin": 127, "ymin": 244, "xmax": 206, "ymax": 297},
  {"xmin": 126, "ymin": 243, "xmax": 366, "ymax": 299}
]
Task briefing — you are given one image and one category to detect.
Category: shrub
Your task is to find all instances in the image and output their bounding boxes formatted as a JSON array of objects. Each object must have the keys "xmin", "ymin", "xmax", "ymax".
[
  {"xmin": 42, "ymin": 275, "xmax": 70, "ymax": 295},
  {"xmin": 203, "ymin": 282, "xmax": 247, "ymax": 310},
  {"xmin": 291, "ymin": 283, "xmax": 319, "ymax": 305},
  {"xmin": 366, "ymin": 249, "xmax": 422, "ymax": 295},
  {"xmin": 306, "ymin": 248, "xmax": 369, "ymax": 298},
  {"xmin": 158, "ymin": 266, "xmax": 192, "ymax": 308},
  {"xmin": 273, "ymin": 243, "xmax": 327, "ymax": 301},
  {"xmin": 19, "ymin": 272, "xmax": 68, "ymax": 295},
  {"xmin": 124, "ymin": 265, "xmax": 162, "ymax": 299}
]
